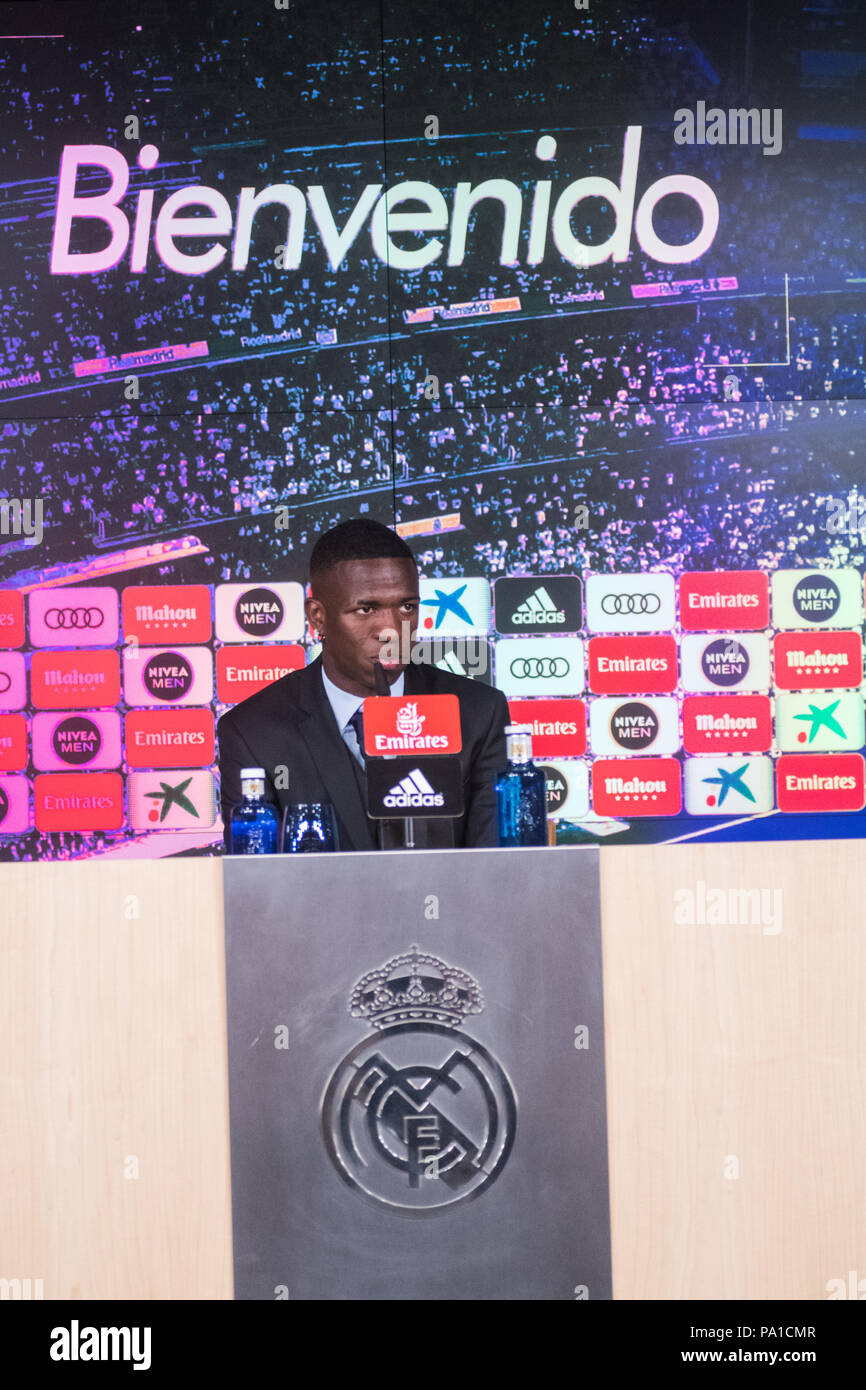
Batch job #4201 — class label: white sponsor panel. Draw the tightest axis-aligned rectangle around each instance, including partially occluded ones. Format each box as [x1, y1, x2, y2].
[128, 768, 216, 829]
[585, 572, 676, 633]
[418, 577, 490, 637]
[680, 633, 771, 692]
[494, 638, 585, 697]
[771, 568, 862, 629]
[775, 691, 865, 752]
[215, 582, 305, 642]
[684, 755, 774, 815]
[589, 696, 680, 755]
[539, 759, 590, 820]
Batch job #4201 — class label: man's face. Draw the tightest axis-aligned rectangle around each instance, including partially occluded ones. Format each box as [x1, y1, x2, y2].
[306, 557, 420, 696]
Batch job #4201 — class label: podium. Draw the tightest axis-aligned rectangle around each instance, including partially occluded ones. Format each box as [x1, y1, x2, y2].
[223, 846, 612, 1301]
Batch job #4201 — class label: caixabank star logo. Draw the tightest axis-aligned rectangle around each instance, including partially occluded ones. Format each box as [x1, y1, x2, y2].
[321, 947, 517, 1216]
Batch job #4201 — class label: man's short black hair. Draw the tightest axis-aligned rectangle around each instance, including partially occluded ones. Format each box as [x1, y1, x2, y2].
[309, 517, 415, 579]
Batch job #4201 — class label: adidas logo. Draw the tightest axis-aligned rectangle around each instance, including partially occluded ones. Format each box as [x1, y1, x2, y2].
[435, 651, 467, 675]
[512, 585, 565, 625]
[383, 768, 445, 809]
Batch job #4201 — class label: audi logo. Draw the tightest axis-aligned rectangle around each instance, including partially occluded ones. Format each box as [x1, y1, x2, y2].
[44, 607, 105, 630]
[600, 592, 661, 615]
[510, 657, 571, 679]
[0, 671, 10, 694]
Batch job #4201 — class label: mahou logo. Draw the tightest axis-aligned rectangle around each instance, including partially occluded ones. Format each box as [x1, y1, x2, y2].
[773, 632, 862, 690]
[682, 696, 773, 753]
[776, 753, 866, 813]
[591, 757, 681, 817]
[122, 585, 212, 644]
[50, 129, 720, 278]
[678, 571, 769, 631]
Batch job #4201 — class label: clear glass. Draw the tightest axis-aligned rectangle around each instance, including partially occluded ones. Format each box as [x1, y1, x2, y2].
[282, 801, 339, 853]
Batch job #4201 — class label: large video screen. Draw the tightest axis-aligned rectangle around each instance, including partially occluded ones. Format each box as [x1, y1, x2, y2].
[1, 0, 864, 858]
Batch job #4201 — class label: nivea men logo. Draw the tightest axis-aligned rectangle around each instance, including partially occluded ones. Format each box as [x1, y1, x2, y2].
[384, 768, 445, 809]
[234, 586, 284, 637]
[609, 701, 659, 751]
[52, 715, 101, 766]
[792, 575, 840, 623]
[701, 638, 749, 688]
[143, 651, 193, 701]
[493, 576, 582, 634]
[771, 568, 862, 630]
[538, 764, 568, 813]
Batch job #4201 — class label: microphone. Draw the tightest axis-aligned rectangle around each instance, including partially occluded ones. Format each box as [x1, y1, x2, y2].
[373, 660, 391, 696]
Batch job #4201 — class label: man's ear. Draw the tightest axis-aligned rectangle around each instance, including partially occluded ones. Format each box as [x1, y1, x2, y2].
[305, 593, 325, 638]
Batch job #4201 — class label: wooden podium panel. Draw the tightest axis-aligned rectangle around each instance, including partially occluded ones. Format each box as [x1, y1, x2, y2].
[0, 859, 232, 1300]
[600, 839, 866, 1301]
[1, 840, 865, 1300]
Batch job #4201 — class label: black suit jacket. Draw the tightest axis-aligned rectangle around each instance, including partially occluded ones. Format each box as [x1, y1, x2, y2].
[217, 655, 510, 852]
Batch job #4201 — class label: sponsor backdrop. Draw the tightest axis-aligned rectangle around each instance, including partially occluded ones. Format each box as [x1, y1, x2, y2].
[0, 0, 863, 858]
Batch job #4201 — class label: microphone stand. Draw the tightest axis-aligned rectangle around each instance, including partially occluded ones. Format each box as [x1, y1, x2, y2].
[373, 659, 414, 850]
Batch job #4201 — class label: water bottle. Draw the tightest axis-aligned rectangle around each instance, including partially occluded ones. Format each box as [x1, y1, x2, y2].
[495, 725, 548, 847]
[229, 767, 279, 855]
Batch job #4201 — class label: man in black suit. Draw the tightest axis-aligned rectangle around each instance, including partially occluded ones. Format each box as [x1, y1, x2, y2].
[217, 518, 509, 851]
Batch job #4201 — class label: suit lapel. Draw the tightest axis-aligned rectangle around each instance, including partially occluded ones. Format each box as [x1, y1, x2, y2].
[294, 659, 377, 851]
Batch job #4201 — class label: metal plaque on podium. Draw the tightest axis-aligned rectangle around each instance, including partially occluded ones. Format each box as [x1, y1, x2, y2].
[223, 846, 611, 1300]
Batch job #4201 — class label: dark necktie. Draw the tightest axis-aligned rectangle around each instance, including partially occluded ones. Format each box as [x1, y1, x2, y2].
[347, 707, 366, 770]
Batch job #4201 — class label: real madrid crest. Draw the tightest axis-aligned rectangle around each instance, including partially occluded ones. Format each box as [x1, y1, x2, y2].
[321, 946, 517, 1216]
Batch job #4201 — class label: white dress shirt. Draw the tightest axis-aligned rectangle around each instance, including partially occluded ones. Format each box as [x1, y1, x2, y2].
[321, 665, 404, 767]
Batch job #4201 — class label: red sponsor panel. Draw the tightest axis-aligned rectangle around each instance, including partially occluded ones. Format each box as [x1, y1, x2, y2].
[507, 699, 586, 756]
[682, 695, 773, 753]
[34, 772, 125, 831]
[362, 694, 462, 756]
[679, 571, 769, 630]
[122, 585, 212, 644]
[31, 650, 121, 708]
[216, 644, 305, 703]
[776, 753, 866, 813]
[588, 635, 678, 694]
[592, 757, 682, 816]
[773, 631, 862, 690]
[0, 590, 25, 648]
[125, 709, 215, 768]
[0, 714, 28, 770]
